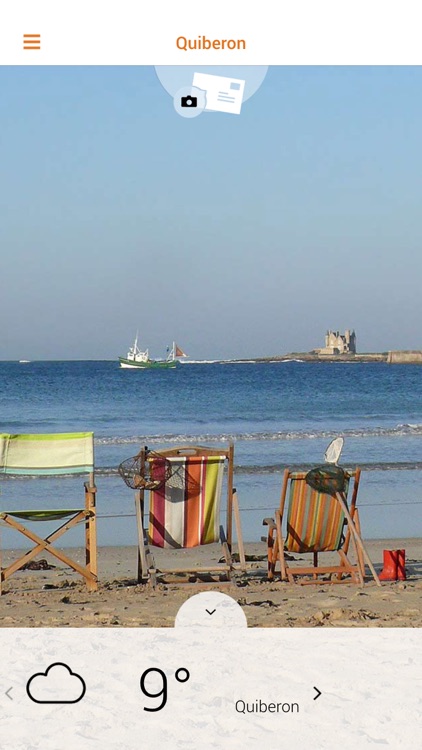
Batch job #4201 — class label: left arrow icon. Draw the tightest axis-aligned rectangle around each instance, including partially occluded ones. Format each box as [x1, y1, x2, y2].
[5, 688, 13, 700]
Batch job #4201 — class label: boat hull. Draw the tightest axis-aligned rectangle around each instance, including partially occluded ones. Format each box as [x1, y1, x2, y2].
[119, 357, 177, 369]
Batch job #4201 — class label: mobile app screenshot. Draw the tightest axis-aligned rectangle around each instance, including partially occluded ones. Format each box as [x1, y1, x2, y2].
[0, 2, 421, 748]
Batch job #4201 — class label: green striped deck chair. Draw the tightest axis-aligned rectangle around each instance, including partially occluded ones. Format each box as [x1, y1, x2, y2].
[134, 445, 246, 585]
[0, 432, 97, 593]
[263, 468, 366, 584]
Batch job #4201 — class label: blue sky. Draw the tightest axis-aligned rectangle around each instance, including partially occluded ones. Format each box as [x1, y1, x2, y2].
[1, 66, 421, 360]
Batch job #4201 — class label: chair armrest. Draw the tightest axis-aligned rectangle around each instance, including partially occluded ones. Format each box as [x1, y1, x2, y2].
[84, 482, 97, 493]
[262, 517, 276, 530]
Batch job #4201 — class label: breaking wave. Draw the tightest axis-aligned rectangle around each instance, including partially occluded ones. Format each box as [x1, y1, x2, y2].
[95, 423, 422, 446]
[3, 461, 422, 481]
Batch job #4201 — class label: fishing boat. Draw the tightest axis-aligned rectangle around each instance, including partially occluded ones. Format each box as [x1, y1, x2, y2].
[118, 336, 187, 369]
[166, 341, 188, 363]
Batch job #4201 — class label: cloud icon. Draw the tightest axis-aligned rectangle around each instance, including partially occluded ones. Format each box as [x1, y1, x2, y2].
[26, 662, 86, 704]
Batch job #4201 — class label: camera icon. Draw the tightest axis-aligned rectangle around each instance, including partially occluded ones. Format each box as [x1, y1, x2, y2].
[174, 87, 204, 118]
[181, 95, 197, 108]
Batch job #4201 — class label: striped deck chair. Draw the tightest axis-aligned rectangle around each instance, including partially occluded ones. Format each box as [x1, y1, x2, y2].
[263, 468, 367, 584]
[0, 432, 97, 593]
[134, 445, 246, 585]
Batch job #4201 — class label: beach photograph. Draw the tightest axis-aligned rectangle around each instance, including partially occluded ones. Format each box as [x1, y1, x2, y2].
[0, 66, 421, 628]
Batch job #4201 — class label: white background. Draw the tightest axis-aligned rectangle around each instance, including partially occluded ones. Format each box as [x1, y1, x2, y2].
[0, 628, 421, 749]
[1, 1, 422, 64]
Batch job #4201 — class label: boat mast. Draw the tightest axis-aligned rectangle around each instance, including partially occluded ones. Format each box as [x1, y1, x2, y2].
[166, 342, 175, 361]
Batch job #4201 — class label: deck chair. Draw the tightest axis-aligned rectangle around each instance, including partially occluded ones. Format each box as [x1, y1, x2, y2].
[0, 432, 97, 593]
[263, 467, 377, 585]
[130, 445, 246, 585]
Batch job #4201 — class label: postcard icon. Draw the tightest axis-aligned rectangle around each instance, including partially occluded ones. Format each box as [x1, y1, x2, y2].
[192, 73, 245, 115]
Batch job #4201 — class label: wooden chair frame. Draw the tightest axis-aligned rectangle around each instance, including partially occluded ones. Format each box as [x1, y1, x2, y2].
[263, 468, 374, 585]
[134, 444, 246, 585]
[0, 434, 97, 593]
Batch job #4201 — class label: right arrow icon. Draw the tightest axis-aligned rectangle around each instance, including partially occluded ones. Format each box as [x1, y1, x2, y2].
[313, 687, 322, 701]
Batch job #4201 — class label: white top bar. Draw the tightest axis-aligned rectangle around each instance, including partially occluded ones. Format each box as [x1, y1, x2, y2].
[1, 0, 422, 64]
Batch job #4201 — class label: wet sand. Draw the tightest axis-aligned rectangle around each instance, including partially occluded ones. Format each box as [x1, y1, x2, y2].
[0, 539, 421, 627]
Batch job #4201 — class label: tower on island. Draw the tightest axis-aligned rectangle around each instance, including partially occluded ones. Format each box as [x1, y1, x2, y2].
[317, 329, 356, 355]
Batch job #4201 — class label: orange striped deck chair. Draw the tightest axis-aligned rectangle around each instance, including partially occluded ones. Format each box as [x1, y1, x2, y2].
[263, 468, 366, 584]
[133, 445, 246, 585]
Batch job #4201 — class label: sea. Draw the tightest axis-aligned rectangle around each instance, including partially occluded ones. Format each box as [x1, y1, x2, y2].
[1, 360, 421, 547]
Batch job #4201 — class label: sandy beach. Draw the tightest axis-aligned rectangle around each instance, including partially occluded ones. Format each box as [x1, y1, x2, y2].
[0, 538, 420, 628]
